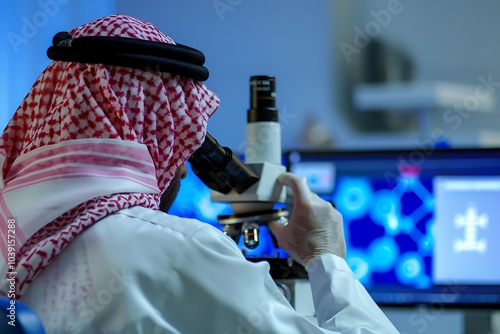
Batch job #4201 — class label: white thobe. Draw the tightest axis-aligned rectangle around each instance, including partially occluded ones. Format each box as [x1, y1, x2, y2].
[21, 206, 399, 334]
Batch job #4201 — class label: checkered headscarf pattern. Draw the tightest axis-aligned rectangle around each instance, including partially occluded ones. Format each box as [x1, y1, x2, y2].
[0, 14, 219, 298]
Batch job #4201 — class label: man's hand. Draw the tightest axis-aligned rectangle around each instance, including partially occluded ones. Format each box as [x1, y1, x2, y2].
[268, 173, 346, 268]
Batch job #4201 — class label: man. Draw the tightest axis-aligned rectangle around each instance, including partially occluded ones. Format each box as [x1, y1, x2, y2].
[0, 14, 399, 333]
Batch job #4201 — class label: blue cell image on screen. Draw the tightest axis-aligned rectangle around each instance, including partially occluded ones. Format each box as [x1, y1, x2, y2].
[331, 174, 434, 289]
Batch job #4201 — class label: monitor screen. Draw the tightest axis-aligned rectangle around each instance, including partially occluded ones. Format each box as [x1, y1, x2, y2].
[285, 148, 500, 307]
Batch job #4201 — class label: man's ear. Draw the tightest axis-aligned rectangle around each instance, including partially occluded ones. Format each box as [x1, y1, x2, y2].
[179, 163, 188, 179]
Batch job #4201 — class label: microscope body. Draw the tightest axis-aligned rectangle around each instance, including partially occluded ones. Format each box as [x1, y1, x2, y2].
[211, 161, 287, 214]
[188, 75, 303, 263]
[194, 76, 288, 253]
[188, 75, 308, 294]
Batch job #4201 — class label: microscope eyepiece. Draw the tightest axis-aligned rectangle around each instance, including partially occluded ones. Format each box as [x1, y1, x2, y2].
[246, 76, 281, 165]
[248, 75, 278, 123]
[188, 133, 259, 194]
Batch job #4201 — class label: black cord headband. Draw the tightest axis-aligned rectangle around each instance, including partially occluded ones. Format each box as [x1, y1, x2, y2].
[47, 32, 209, 81]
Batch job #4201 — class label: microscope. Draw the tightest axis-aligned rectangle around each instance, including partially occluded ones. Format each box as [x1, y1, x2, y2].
[188, 75, 293, 262]
[189, 77, 313, 312]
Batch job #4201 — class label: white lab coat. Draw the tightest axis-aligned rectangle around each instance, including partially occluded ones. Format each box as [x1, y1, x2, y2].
[21, 206, 399, 334]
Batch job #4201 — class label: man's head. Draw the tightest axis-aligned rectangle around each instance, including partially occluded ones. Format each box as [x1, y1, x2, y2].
[0, 14, 220, 298]
[2, 14, 220, 198]
[64, 14, 219, 194]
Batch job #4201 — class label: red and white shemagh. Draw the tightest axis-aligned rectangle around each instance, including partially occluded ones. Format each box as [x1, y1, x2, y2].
[0, 15, 219, 298]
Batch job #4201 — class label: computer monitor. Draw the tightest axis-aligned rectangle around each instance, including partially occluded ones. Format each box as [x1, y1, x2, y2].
[170, 148, 500, 307]
[285, 147, 500, 308]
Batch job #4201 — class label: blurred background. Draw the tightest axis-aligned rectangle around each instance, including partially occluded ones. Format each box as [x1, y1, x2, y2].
[2, 1, 500, 151]
[1, 1, 499, 333]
